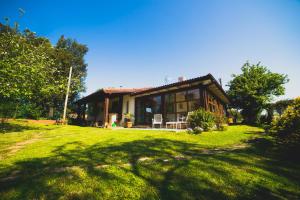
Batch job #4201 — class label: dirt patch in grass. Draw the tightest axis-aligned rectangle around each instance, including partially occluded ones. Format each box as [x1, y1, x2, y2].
[26, 119, 56, 125]
[2, 136, 42, 159]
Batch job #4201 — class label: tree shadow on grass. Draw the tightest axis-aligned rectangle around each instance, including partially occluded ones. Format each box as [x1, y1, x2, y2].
[0, 121, 56, 134]
[0, 137, 300, 200]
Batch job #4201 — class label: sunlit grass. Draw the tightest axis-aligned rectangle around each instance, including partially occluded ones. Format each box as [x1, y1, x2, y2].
[0, 120, 299, 199]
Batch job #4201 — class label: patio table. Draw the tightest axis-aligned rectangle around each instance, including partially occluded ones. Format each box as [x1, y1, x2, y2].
[166, 121, 178, 129]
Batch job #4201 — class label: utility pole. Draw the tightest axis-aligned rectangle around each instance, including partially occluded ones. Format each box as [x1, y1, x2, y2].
[63, 66, 72, 121]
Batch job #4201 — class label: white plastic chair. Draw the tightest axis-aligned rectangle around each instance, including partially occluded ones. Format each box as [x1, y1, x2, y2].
[176, 112, 192, 129]
[152, 114, 163, 128]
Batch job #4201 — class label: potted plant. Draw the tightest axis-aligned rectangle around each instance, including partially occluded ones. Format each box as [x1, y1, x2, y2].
[123, 113, 134, 128]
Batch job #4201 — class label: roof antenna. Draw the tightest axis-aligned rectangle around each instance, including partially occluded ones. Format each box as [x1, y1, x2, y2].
[164, 76, 172, 85]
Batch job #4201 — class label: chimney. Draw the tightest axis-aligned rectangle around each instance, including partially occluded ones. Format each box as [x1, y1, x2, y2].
[218, 78, 222, 87]
[178, 76, 186, 82]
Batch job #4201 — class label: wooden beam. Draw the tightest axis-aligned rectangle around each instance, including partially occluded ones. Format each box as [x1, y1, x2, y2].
[200, 87, 208, 111]
[118, 95, 123, 122]
[83, 104, 86, 121]
[103, 96, 109, 127]
[161, 94, 165, 125]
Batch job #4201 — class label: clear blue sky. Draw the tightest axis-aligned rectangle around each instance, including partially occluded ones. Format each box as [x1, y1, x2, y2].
[1, 0, 300, 100]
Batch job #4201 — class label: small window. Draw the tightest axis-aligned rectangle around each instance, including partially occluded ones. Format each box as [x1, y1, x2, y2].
[146, 107, 152, 113]
[187, 89, 200, 100]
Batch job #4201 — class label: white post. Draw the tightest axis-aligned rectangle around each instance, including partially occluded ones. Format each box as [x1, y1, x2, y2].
[63, 66, 72, 121]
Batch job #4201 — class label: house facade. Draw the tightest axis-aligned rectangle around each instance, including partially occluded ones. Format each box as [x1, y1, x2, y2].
[76, 74, 230, 127]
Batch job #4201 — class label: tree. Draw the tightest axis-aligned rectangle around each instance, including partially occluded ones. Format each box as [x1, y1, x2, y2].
[227, 62, 288, 124]
[272, 97, 300, 137]
[0, 14, 88, 121]
[0, 24, 54, 100]
[0, 23, 58, 120]
[264, 99, 293, 124]
[44, 36, 88, 118]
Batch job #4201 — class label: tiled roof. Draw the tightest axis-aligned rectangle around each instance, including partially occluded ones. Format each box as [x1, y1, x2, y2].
[76, 73, 229, 104]
[103, 87, 151, 94]
[131, 74, 212, 95]
[76, 87, 151, 103]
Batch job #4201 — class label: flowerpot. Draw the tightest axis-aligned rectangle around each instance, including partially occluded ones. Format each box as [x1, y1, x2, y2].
[125, 122, 133, 128]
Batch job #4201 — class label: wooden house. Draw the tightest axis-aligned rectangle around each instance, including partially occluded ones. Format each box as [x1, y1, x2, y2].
[76, 74, 230, 127]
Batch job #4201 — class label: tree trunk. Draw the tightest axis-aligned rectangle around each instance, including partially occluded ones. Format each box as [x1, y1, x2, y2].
[242, 108, 261, 125]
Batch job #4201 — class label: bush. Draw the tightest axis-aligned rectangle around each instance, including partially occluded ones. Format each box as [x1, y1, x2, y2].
[215, 115, 228, 131]
[272, 97, 300, 136]
[16, 103, 43, 120]
[188, 108, 216, 131]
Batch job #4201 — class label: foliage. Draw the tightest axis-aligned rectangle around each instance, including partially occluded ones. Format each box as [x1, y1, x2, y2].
[0, 98, 16, 123]
[214, 114, 227, 130]
[15, 101, 43, 119]
[272, 97, 300, 136]
[50, 36, 88, 115]
[123, 112, 134, 122]
[264, 99, 293, 125]
[227, 62, 288, 125]
[0, 24, 57, 101]
[271, 99, 293, 115]
[227, 108, 243, 123]
[188, 108, 216, 131]
[0, 22, 88, 120]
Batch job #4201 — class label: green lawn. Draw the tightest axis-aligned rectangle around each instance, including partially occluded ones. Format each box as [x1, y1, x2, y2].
[0, 120, 299, 200]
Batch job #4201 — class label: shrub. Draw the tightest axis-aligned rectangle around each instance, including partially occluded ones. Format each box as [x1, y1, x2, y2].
[215, 115, 228, 131]
[16, 102, 43, 120]
[272, 97, 300, 136]
[188, 108, 216, 131]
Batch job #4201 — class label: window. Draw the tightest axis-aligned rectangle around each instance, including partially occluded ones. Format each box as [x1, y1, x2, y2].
[165, 93, 175, 103]
[126, 101, 129, 113]
[166, 103, 175, 113]
[146, 107, 152, 113]
[176, 102, 187, 112]
[176, 92, 186, 102]
[164, 88, 201, 122]
[188, 100, 200, 111]
[152, 96, 161, 114]
[135, 95, 162, 125]
[166, 113, 176, 122]
[207, 92, 220, 114]
[165, 93, 175, 113]
[109, 97, 119, 113]
[187, 89, 200, 100]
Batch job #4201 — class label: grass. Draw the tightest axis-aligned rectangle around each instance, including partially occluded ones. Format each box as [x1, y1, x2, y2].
[0, 120, 299, 199]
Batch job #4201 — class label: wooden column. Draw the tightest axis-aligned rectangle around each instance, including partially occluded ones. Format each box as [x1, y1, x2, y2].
[202, 88, 209, 111]
[161, 94, 165, 125]
[76, 104, 81, 120]
[82, 104, 86, 120]
[117, 95, 123, 122]
[200, 87, 207, 111]
[103, 96, 109, 127]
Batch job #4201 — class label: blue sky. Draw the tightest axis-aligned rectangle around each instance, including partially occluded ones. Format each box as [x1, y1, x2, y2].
[1, 0, 300, 100]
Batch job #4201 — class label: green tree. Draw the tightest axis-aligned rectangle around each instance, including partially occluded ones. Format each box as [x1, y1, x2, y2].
[0, 23, 58, 119]
[48, 36, 88, 117]
[227, 62, 288, 124]
[0, 14, 88, 121]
